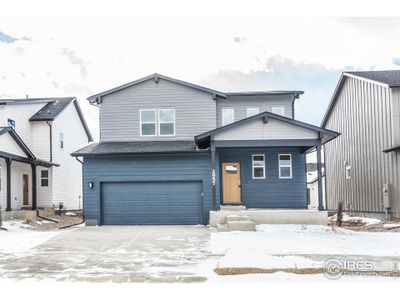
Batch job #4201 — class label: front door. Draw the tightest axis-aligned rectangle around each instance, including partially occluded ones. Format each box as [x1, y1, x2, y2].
[23, 174, 29, 206]
[222, 162, 241, 204]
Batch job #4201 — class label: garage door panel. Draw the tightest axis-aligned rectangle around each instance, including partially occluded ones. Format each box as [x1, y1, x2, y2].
[102, 181, 203, 225]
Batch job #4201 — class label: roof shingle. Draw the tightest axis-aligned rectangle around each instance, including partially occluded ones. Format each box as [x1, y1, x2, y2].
[346, 70, 400, 87]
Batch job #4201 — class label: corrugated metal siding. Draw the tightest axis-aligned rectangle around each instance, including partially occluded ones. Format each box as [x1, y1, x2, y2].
[99, 78, 217, 142]
[217, 147, 307, 208]
[324, 77, 398, 216]
[216, 94, 293, 127]
[214, 118, 318, 141]
[83, 154, 213, 225]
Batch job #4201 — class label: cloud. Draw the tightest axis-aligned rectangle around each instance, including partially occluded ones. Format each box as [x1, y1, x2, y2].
[201, 56, 344, 125]
[60, 47, 88, 76]
[0, 31, 18, 43]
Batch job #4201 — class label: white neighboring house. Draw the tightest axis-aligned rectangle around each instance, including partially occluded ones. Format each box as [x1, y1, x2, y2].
[306, 151, 325, 210]
[0, 97, 93, 212]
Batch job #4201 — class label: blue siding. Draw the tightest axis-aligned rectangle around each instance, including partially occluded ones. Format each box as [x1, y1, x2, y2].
[83, 154, 212, 225]
[217, 147, 307, 208]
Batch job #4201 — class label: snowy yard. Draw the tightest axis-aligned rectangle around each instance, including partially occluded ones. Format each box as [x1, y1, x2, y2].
[1, 219, 400, 282]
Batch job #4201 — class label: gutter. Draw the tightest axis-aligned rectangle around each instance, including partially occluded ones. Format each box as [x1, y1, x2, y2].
[46, 121, 53, 162]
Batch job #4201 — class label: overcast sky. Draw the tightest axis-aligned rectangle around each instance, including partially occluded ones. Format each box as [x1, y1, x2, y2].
[1, 17, 400, 140]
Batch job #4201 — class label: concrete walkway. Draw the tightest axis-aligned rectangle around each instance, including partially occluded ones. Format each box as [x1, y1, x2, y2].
[0, 226, 218, 283]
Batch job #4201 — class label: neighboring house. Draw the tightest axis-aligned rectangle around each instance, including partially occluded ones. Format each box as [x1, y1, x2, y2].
[0, 97, 93, 212]
[306, 162, 325, 209]
[73, 73, 338, 225]
[322, 70, 400, 219]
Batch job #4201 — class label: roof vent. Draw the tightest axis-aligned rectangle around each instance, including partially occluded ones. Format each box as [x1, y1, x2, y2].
[47, 110, 51, 114]
[26, 94, 29, 100]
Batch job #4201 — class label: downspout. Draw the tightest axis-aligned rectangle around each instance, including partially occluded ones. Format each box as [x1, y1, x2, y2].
[46, 121, 53, 162]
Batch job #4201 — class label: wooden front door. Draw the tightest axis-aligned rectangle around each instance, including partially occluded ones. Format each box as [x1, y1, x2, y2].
[23, 174, 29, 206]
[222, 162, 241, 204]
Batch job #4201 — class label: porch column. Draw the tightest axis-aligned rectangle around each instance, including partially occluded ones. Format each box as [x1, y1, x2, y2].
[211, 143, 217, 210]
[31, 163, 37, 210]
[5, 158, 12, 211]
[316, 143, 324, 211]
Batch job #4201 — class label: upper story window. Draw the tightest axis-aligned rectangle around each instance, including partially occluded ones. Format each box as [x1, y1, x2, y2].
[7, 118, 15, 129]
[59, 132, 64, 149]
[158, 109, 175, 136]
[222, 108, 234, 126]
[252, 154, 265, 179]
[140, 109, 175, 136]
[272, 106, 285, 116]
[246, 107, 259, 117]
[140, 109, 157, 136]
[279, 154, 292, 179]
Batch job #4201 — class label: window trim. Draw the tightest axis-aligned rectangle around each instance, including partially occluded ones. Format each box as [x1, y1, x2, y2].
[140, 109, 157, 137]
[246, 107, 259, 118]
[59, 132, 64, 149]
[279, 154, 292, 179]
[158, 108, 176, 137]
[40, 169, 49, 188]
[272, 106, 285, 116]
[252, 154, 265, 179]
[222, 108, 235, 126]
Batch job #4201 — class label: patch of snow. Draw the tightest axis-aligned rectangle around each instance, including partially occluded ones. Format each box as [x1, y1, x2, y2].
[0, 221, 59, 254]
[331, 213, 382, 226]
[35, 220, 53, 225]
[65, 212, 76, 216]
[383, 224, 400, 229]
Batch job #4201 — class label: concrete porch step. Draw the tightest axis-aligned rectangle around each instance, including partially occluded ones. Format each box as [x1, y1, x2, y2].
[220, 205, 246, 211]
[227, 220, 256, 231]
[216, 224, 230, 232]
[225, 214, 252, 222]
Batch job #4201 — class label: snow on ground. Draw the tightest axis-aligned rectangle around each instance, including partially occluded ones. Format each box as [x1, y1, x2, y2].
[383, 223, 400, 229]
[0, 221, 59, 254]
[209, 224, 400, 270]
[330, 213, 382, 226]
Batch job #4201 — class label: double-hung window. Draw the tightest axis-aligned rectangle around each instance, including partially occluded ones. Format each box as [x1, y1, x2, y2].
[140, 109, 157, 136]
[272, 106, 285, 116]
[246, 107, 259, 117]
[140, 109, 175, 136]
[279, 154, 292, 179]
[41, 170, 49, 187]
[158, 109, 175, 136]
[252, 154, 265, 179]
[222, 108, 234, 126]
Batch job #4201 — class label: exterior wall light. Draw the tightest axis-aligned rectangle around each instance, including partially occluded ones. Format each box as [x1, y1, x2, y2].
[88, 182, 94, 189]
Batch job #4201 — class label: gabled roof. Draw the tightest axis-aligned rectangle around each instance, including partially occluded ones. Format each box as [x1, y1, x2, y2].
[87, 73, 226, 103]
[195, 111, 339, 147]
[0, 97, 93, 142]
[87, 73, 304, 104]
[71, 141, 208, 157]
[345, 70, 400, 87]
[29, 97, 75, 121]
[0, 126, 59, 167]
[322, 70, 400, 127]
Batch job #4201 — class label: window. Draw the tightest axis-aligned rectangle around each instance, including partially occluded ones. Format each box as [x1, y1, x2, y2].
[140, 109, 157, 136]
[252, 154, 265, 179]
[272, 107, 285, 116]
[59, 132, 64, 149]
[41, 170, 49, 187]
[345, 165, 351, 179]
[222, 108, 234, 126]
[7, 118, 15, 129]
[279, 154, 292, 179]
[158, 109, 175, 136]
[246, 107, 259, 117]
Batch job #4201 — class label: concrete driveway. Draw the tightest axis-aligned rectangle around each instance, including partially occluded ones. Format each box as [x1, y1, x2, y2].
[0, 226, 218, 283]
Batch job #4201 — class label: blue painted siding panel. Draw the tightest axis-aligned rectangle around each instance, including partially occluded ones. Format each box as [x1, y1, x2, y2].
[83, 154, 212, 225]
[217, 147, 307, 208]
[102, 181, 203, 225]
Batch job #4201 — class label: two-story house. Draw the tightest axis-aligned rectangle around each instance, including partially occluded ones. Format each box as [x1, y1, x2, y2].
[72, 74, 339, 226]
[0, 97, 93, 213]
[322, 70, 400, 220]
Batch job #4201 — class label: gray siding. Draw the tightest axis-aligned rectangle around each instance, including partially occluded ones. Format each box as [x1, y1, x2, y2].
[324, 77, 400, 218]
[217, 147, 307, 208]
[216, 94, 293, 127]
[83, 154, 214, 225]
[99, 78, 217, 141]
